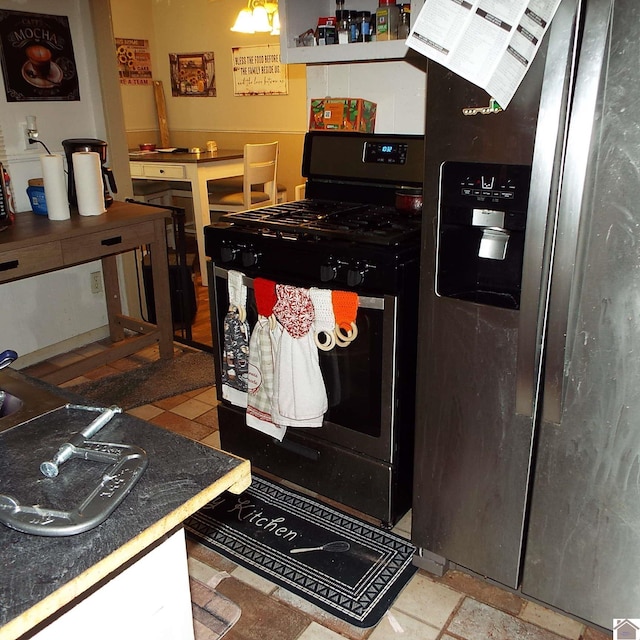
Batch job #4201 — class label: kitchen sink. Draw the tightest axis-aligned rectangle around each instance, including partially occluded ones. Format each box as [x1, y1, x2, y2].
[0, 390, 23, 418]
[0, 369, 67, 433]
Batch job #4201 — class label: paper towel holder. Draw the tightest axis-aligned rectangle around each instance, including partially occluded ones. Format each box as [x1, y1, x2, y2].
[62, 138, 117, 208]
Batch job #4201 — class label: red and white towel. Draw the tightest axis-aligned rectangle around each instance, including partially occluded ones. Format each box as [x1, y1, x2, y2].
[272, 284, 327, 427]
[246, 278, 286, 440]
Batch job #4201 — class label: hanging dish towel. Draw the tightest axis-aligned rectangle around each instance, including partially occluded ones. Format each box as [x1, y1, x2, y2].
[332, 290, 359, 346]
[221, 270, 251, 408]
[246, 278, 286, 440]
[273, 284, 328, 427]
[310, 287, 336, 351]
[310, 287, 342, 406]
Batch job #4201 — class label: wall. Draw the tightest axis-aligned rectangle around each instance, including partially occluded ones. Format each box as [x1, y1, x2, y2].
[110, 0, 308, 198]
[306, 56, 427, 134]
[109, 0, 426, 197]
[0, 0, 110, 363]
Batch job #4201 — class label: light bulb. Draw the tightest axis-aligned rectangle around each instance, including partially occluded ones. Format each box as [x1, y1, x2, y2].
[231, 8, 255, 33]
[271, 10, 280, 35]
[252, 6, 272, 32]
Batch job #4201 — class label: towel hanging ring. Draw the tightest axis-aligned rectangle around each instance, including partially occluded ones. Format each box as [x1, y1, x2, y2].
[315, 330, 335, 351]
[334, 330, 351, 348]
[228, 303, 246, 323]
[335, 322, 358, 343]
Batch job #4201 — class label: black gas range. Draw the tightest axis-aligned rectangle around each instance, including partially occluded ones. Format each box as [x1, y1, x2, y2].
[205, 131, 424, 295]
[204, 131, 424, 525]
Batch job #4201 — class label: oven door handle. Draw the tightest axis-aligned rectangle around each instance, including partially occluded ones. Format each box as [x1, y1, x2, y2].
[272, 437, 320, 461]
[213, 266, 385, 311]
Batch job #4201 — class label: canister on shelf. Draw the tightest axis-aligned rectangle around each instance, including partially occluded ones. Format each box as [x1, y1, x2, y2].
[369, 12, 377, 40]
[317, 16, 338, 45]
[358, 11, 372, 42]
[337, 10, 350, 44]
[398, 4, 411, 39]
[376, 0, 400, 41]
[348, 10, 359, 43]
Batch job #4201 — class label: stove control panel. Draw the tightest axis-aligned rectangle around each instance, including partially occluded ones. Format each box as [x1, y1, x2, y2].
[363, 141, 409, 165]
[321, 257, 375, 286]
[219, 242, 260, 268]
[206, 224, 418, 296]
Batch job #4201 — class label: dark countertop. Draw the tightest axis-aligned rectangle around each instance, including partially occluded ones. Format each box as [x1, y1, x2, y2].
[0, 376, 250, 639]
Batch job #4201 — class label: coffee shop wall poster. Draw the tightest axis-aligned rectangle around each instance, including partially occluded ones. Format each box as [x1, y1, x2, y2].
[0, 9, 80, 102]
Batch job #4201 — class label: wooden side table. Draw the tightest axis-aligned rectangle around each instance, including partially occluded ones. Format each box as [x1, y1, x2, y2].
[0, 201, 173, 383]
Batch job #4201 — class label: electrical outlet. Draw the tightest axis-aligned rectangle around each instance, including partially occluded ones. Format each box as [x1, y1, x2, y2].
[90, 271, 103, 294]
[21, 124, 36, 151]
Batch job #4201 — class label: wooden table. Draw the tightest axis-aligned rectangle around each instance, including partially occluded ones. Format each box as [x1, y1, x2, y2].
[129, 149, 244, 287]
[0, 201, 174, 383]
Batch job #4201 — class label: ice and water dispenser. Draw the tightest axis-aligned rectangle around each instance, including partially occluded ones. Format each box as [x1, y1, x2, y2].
[436, 161, 531, 310]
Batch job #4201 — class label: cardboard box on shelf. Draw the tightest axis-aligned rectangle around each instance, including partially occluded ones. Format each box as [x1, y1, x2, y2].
[309, 98, 377, 132]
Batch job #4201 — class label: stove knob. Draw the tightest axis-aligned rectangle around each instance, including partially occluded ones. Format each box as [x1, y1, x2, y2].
[220, 246, 238, 263]
[320, 263, 337, 282]
[347, 267, 365, 287]
[241, 249, 259, 267]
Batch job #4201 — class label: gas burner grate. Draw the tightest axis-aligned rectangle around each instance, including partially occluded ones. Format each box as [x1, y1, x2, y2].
[220, 199, 420, 246]
[223, 200, 365, 223]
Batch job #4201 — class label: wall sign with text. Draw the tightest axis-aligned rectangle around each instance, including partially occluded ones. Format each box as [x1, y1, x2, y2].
[232, 45, 287, 96]
[116, 38, 152, 86]
[0, 9, 79, 102]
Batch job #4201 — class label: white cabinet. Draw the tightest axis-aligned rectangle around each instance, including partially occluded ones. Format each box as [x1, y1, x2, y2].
[32, 529, 195, 640]
[279, 0, 425, 64]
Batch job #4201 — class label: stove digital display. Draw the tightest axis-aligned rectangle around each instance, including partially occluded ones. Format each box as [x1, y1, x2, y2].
[363, 141, 409, 165]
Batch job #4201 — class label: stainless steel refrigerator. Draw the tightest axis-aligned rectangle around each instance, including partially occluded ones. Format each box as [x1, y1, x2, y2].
[413, 0, 640, 629]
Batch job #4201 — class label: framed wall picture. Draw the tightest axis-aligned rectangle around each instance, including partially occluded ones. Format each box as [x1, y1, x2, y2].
[169, 52, 216, 97]
[0, 9, 80, 102]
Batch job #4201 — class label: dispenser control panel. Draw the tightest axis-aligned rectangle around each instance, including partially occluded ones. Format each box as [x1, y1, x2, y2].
[439, 161, 531, 231]
[441, 161, 531, 207]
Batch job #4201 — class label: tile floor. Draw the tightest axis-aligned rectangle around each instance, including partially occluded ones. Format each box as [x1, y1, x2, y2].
[22, 341, 612, 640]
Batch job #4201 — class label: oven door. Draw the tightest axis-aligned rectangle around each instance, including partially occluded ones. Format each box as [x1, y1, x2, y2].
[209, 266, 400, 463]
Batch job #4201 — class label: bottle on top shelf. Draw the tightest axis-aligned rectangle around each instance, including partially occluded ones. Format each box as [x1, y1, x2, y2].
[398, 4, 411, 39]
[376, 0, 400, 41]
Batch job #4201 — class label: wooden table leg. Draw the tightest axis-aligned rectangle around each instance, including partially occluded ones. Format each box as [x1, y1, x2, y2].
[149, 218, 174, 359]
[102, 254, 125, 343]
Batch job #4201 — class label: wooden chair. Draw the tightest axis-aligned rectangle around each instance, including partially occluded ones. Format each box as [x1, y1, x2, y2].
[208, 142, 279, 218]
[207, 176, 287, 203]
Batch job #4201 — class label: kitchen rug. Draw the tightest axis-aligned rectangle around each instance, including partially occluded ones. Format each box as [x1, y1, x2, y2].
[68, 350, 214, 409]
[184, 475, 417, 628]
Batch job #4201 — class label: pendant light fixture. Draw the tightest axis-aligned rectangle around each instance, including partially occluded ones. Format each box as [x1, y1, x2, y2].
[231, 0, 280, 35]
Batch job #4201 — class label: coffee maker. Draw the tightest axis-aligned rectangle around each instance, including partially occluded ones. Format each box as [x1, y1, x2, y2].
[62, 138, 117, 208]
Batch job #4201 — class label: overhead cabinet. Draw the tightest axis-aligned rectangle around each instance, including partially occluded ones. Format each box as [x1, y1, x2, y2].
[278, 0, 425, 64]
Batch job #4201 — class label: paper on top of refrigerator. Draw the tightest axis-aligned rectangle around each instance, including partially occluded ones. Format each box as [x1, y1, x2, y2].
[407, 0, 562, 108]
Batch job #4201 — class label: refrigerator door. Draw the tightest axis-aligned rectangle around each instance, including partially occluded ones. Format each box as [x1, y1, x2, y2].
[523, 0, 640, 628]
[412, 0, 579, 588]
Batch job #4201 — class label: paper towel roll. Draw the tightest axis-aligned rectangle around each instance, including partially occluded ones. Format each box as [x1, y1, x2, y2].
[72, 151, 106, 216]
[40, 154, 70, 221]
